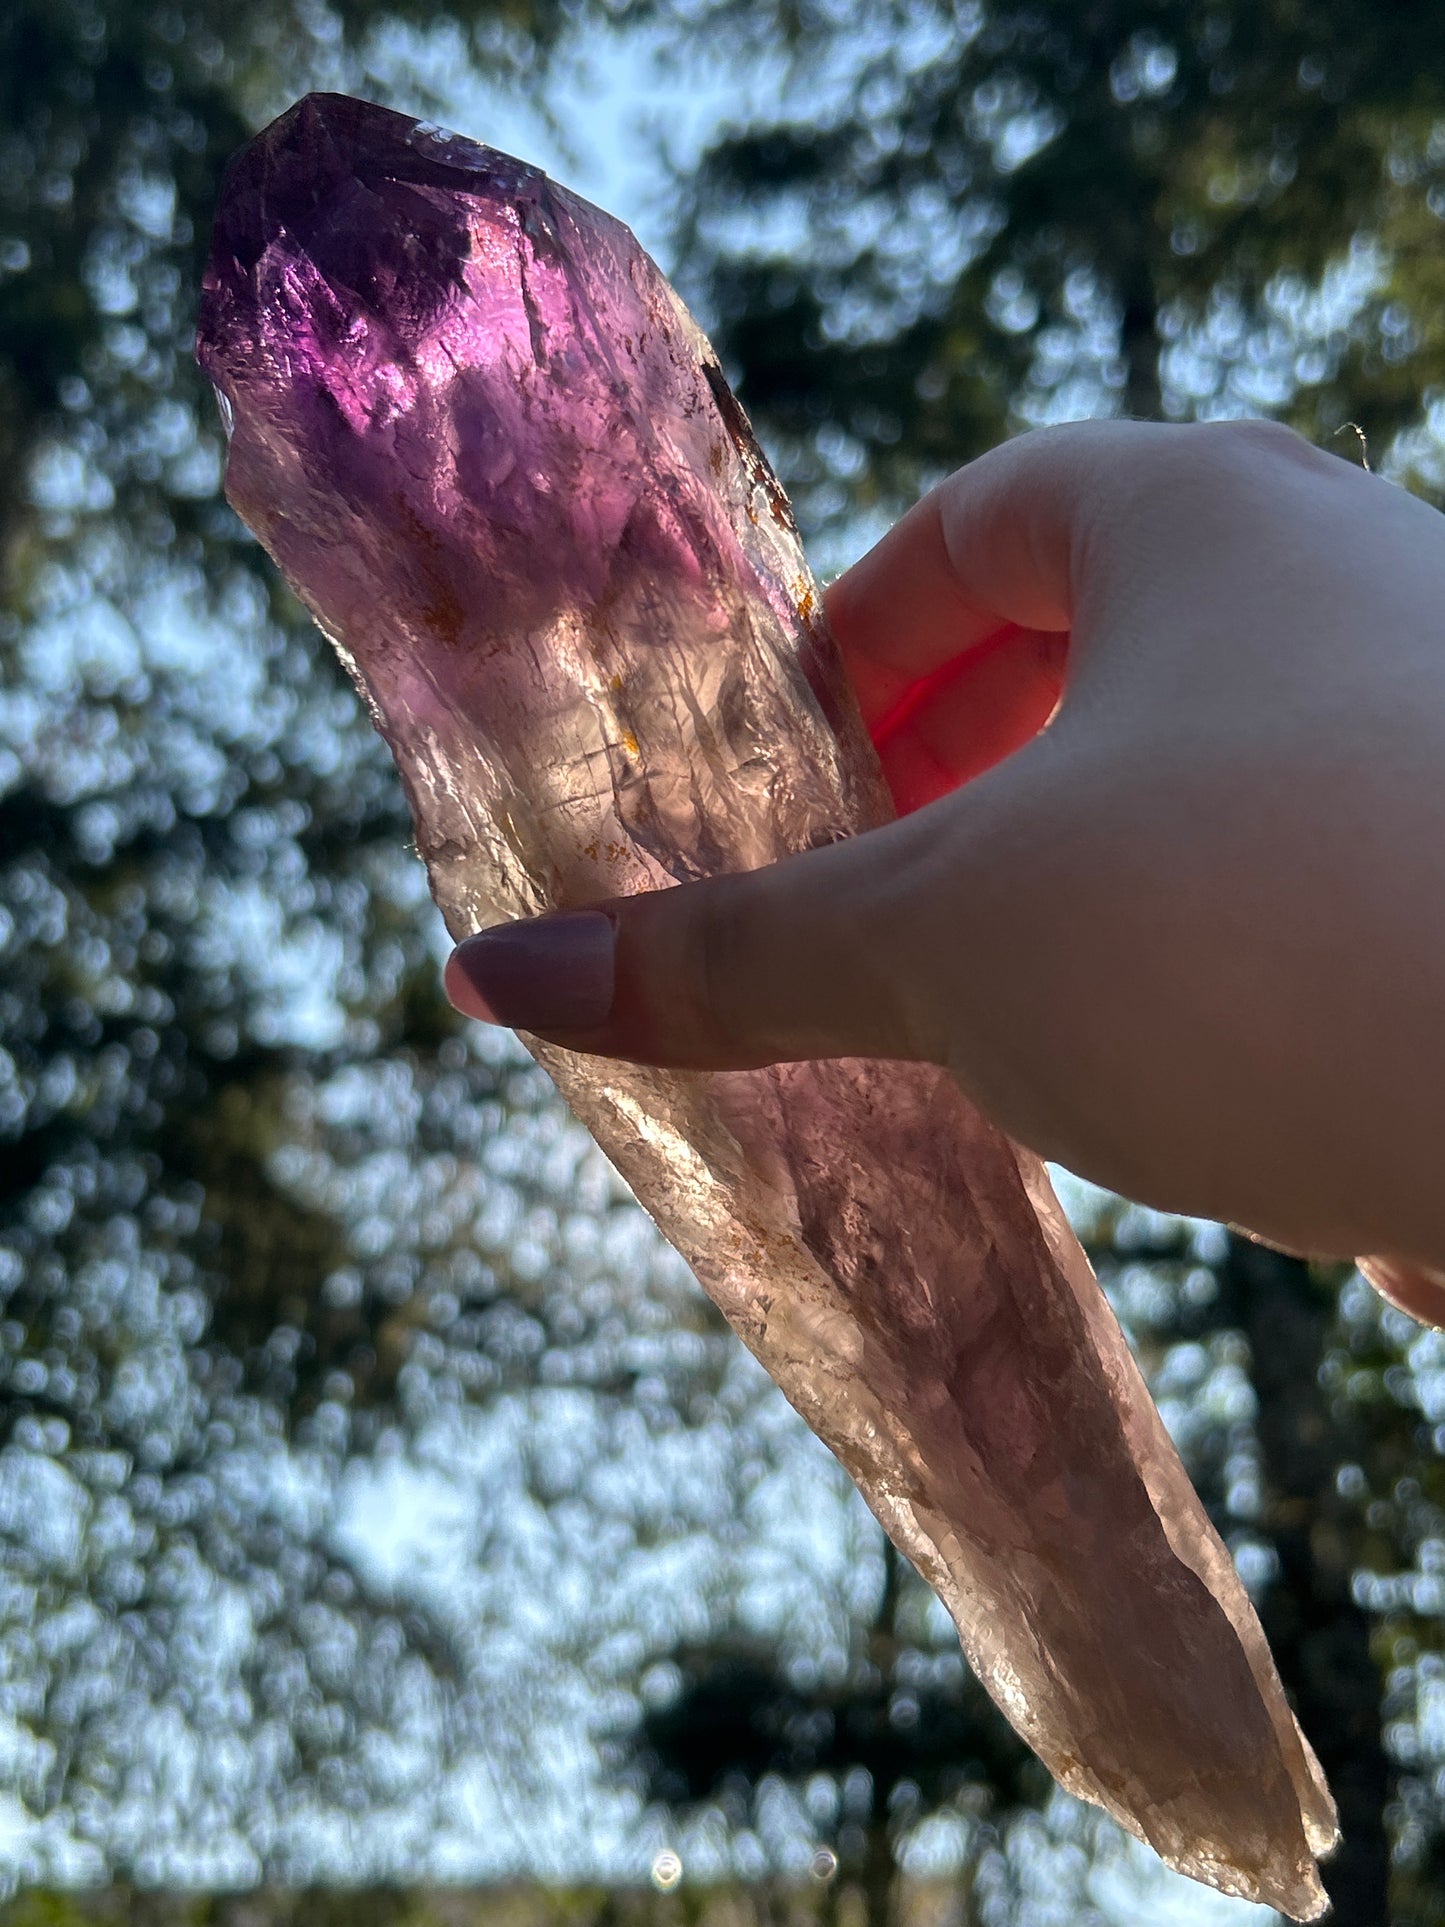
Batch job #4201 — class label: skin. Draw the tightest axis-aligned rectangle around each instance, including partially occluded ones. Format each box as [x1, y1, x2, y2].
[445, 418, 1445, 1315]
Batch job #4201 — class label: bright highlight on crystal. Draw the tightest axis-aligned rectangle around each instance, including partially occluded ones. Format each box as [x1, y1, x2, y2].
[197, 93, 1337, 1917]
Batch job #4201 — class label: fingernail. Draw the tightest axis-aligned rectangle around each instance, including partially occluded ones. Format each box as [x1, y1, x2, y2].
[445, 911, 616, 1031]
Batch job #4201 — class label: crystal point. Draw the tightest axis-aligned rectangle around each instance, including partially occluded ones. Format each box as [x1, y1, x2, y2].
[198, 93, 1336, 1917]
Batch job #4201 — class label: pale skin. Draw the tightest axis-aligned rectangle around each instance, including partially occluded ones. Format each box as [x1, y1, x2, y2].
[445, 417, 1445, 1322]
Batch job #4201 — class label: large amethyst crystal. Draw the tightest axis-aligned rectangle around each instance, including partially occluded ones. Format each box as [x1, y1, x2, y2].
[197, 93, 1336, 1914]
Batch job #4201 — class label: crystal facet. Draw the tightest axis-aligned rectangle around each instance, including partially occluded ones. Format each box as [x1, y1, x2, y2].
[197, 94, 1337, 1916]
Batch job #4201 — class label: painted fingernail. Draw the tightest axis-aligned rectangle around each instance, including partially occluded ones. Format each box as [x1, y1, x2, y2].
[444, 911, 616, 1031]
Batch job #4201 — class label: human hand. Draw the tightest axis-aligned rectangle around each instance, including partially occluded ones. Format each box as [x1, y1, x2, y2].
[445, 419, 1445, 1308]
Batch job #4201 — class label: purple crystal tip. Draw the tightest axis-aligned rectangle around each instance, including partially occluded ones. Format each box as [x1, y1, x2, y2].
[199, 93, 551, 413]
[204, 92, 539, 371]
[196, 91, 821, 765]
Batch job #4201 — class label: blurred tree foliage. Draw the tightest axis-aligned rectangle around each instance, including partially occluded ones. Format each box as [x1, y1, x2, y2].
[0, 0, 754, 1890]
[609, 1541, 1045, 1927]
[1, 1875, 991, 1927]
[665, 0, 1445, 533]
[9, 0, 1445, 1917]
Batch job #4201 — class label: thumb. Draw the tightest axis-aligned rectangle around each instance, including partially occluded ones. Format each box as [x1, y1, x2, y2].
[444, 806, 966, 1070]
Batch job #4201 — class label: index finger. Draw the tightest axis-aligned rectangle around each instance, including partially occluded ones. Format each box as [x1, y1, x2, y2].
[822, 422, 1099, 725]
[823, 427, 1128, 805]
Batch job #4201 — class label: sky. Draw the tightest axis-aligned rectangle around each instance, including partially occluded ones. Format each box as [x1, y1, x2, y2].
[366, 17, 775, 269]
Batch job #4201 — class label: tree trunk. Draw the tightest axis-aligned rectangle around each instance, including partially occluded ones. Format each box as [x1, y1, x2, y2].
[1119, 286, 1163, 420]
[861, 1819, 894, 1927]
[1217, 1236, 1391, 1923]
[860, 1542, 902, 1927]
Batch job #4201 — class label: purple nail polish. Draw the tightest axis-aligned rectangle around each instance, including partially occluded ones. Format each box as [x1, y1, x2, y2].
[445, 910, 616, 1031]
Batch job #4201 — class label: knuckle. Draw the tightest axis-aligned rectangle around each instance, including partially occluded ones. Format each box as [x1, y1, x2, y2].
[1201, 415, 1330, 475]
[1103, 418, 1330, 543]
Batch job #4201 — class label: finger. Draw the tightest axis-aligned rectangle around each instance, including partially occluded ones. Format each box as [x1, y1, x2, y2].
[873, 626, 1069, 815]
[444, 806, 962, 1070]
[822, 498, 1035, 735]
[824, 421, 1170, 802]
[822, 423, 1105, 728]
[828, 418, 1232, 739]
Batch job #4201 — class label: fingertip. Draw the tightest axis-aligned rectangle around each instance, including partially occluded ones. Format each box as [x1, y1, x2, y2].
[871, 627, 1069, 813]
[444, 946, 501, 1023]
[869, 622, 1025, 749]
[445, 911, 617, 1032]
[823, 490, 1008, 709]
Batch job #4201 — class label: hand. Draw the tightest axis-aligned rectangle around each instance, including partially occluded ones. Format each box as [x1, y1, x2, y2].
[445, 419, 1445, 1304]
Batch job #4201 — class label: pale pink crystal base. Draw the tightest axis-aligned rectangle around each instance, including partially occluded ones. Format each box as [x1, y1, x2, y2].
[197, 94, 1336, 1915]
